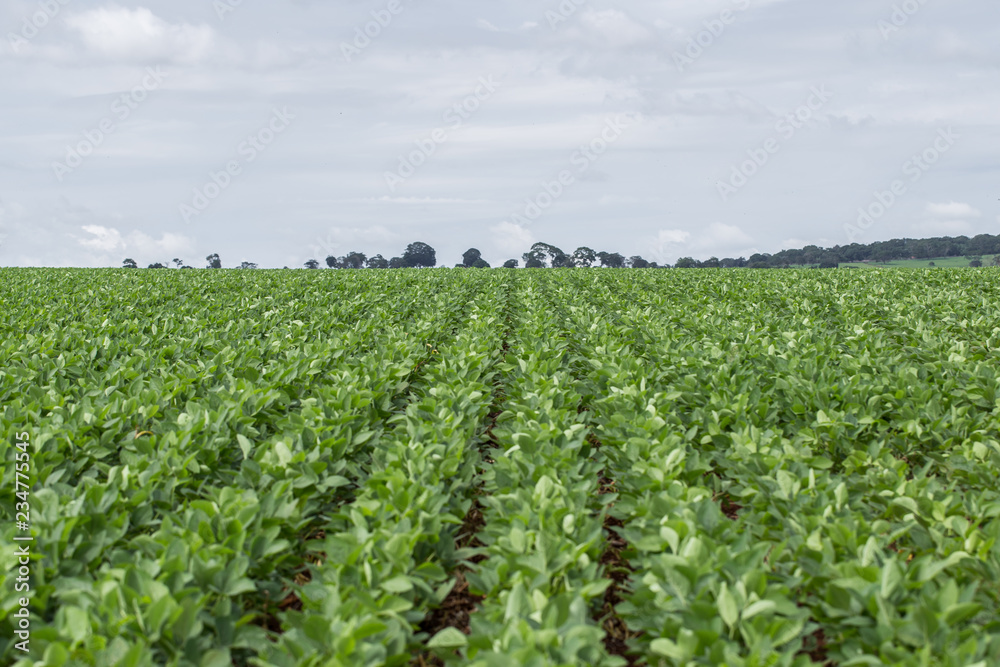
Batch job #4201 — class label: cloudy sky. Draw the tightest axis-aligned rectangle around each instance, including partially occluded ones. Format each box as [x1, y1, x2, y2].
[0, 0, 997, 268]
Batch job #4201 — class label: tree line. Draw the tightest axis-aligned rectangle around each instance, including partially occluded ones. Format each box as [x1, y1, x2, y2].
[725, 233, 1000, 269]
[122, 242, 660, 270]
[312, 242, 659, 270]
[122, 232, 1000, 270]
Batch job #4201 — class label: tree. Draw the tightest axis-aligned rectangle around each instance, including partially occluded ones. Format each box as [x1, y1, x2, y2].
[969, 234, 1000, 256]
[240, 262, 258, 269]
[148, 262, 168, 269]
[525, 243, 572, 268]
[343, 252, 367, 269]
[403, 242, 436, 268]
[598, 252, 626, 268]
[701, 257, 721, 269]
[818, 260, 839, 269]
[472, 258, 491, 268]
[572, 247, 597, 267]
[462, 248, 483, 267]
[542, 243, 572, 267]
[388, 256, 406, 269]
[969, 258, 983, 267]
[522, 245, 547, 268]
[122, 258, 138, 269]
[550, 251, 573, 268]
[992, 255, 1000, 267]
[325, 255, 341, 269]
[503, 259, 519, 268]
[674, 257, 699, 269]
[629, 256, 650, 269]
[366, 254, 390, 269]
[305, 259, 320, 269]
[206, 253, 222, 269]
[173, 258, 183, 268]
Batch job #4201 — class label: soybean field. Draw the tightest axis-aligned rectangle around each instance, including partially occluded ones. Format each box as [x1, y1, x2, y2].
[2, 267, 1000, 667]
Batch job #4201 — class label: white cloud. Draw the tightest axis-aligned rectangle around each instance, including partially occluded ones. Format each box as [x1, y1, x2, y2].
[780, 237, 834, 250]
[129, 231, 192, 257]
[925, 201, 981, 218]
[913, 219, 974, 236]
[650, 229, 691, 263]
[705, 223, 754, 247]
[650, 224, 756, 264]
[491, 221, 535, 255]
[76, 225, 193, 260]
[654, 229, 692, 246]
[308, 225, 398, 259]
[64, 6, 215, 64]
[375, 197, 491, 204]
[576, 9, 652, 48]
[476, 19, 502, 33]
[78, 224, 124, 252]
[3, 0, 1000, 268]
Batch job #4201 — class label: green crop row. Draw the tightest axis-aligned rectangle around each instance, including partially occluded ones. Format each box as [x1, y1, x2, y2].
[1, 268, 999, 667]
[571, 270, 1000, 666]
[455, 277, 617, 665]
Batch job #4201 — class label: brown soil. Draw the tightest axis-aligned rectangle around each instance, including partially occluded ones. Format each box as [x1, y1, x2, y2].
[595, 475, 645, 666]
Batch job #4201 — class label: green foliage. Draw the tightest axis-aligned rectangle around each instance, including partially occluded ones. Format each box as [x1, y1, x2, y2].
[2, 268, 1000, 666]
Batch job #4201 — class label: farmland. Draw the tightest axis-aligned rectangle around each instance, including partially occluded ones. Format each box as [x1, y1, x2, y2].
[2, 268, 1000, 667]
[836, 258, 981, 270]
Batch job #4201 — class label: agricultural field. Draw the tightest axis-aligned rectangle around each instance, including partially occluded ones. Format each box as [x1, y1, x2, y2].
[837, 257, 984, 269]
[2, 267, 1000, 667]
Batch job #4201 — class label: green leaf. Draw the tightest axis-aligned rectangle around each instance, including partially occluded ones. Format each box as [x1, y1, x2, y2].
[427, 627, 468, 649]
[776, 470, 796, 498]
[509, 527, 526, 553]
[63, 606, 90, 643]
[741, 599, 776, 621]
[236, 434, 252, 460]
[200, 649, 232, 667]
[381, 576, 414, 593]
[717, 583, 739, 628]
[505, 582, 530, 622]
[891, 496, 920, 515]
[274, 442, 293, 466]
[880, 561, 903, 599]
[943, 602, 981, 625]
[919, 551, 970, 583]
[650, 638, 686, 659]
